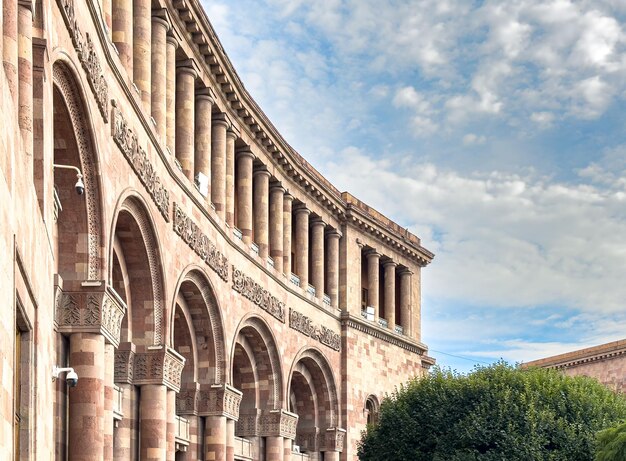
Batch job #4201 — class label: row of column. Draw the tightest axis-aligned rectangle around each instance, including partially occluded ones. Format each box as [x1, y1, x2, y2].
[365, 250, 412, 335]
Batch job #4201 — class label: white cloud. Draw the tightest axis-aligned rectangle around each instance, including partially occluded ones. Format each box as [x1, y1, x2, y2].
[462, 133, 487, 145]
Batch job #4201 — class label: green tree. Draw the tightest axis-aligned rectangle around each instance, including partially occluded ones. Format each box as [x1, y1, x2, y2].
[358, 362, 626, 461]
[596, 421, 626, 461]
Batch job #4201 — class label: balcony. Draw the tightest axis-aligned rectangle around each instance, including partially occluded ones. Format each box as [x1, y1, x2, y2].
[307, 284, 316, 297]
[322, 294, 331, 306]
[290, 273, 301, 287]
[394, 324, 404, 335]
[378, 318, 388, 328]
[361, 306, 374, 321]
[113, 385, 123, 421]
[175, 415, 190, 452]
[250, 242, 259, 257]
[233, 436, 253, 460]
[267, 256, 275, 269]
[233, 227, 243, 241]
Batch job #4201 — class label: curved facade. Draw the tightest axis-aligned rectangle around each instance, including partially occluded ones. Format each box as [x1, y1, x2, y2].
[0, 0, 434, 459]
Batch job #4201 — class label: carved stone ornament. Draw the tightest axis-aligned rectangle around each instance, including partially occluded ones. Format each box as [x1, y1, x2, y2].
[320, 427, 346, 452]
[232, 266, 285, 322]
[172, 202, 229, 281]
[289, 309, 341, 352]
[176, 386, 200, 415]
[56, 0, 108, 121]
[133, 346, 185, 392]
[56, 287, 126, 346]
[235, 410, 260, 437]
[111, 103, 170, 221]
[114, 343, 135, 384]
[296, 427, 319, 452]
[197, 384, 242, 420]
[258, 409, 299, 439]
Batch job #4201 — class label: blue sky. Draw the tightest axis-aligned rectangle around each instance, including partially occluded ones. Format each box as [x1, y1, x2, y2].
[202, 0, 626, 373]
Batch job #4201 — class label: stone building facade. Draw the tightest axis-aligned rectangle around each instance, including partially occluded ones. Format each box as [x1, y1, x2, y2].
[524, 340, 626, 394]
[0, 0, 435, 459]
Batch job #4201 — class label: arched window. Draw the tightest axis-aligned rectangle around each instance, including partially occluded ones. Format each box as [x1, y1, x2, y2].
[365, 395, 380, 426]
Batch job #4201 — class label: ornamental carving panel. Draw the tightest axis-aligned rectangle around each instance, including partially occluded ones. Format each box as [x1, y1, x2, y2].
[232, 266, 285, 322]
[176, 388, 199, 415]
[172, 203, 229, 280]
[133, 347, 185, 392]
[259, 409, 298, 439]
[114, 347, 135, 384]
[236, 413, 259, 437]
[320, 427, 346, 452]
[197, 384, 242, 420]
[56, 289, 125, 346]
[289, 309, 341, 351]
[56, 0, 108, 121]
[111, 104, 170, 221]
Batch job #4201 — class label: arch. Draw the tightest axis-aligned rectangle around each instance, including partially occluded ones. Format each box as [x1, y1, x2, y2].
[364, 394, 380, 426]
[170, 266, 227, 385]
[288, 347, 340, 442]
[108, 191, 166, 347]
[231, 315, 284, 411]
[52, 60, 104, 281]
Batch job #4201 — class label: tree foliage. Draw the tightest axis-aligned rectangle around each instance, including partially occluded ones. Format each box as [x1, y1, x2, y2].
[358, 362, 626, 461]
[595, 421, 626, 461]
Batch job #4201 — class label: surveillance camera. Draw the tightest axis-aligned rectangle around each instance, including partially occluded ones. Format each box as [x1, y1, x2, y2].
[75, 175, 85, 196]
[66, 370, 79, 387]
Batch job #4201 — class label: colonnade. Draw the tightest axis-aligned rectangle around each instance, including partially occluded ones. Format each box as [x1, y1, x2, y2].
[363, 249, 413, 335]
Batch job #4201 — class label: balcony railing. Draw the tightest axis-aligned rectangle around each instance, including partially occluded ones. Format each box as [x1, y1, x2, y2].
[290, 273, 301, 287]
[267, 256, 275, 268]
[361, 306, 375, 321]
[233, 227, 243, 241]
[378, 318, 388, 328]
[233, 436, 253, 460]
[175, 415, 190, 452]
[113, 385, 123, 421]
[291, 451, 311, 460]
[250, 242, 259, 257]
[394, 324, 404, 335]
[307, 284, 316, 297]
[322, 294, 331, 306]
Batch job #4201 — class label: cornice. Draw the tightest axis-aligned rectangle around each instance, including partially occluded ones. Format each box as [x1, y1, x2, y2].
[524, 342, 626, 371]
[341, 312, 429, 356]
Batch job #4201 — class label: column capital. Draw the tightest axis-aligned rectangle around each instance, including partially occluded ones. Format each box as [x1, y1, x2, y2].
[114, 342, 136, 384]
[133, 346, 186, 392]
[365, 249, 381, 260]
[176, 59, 200, 78]
[258, 409, 298, 439]
[320, 427, 347, 452]
[195, 86, 215, 104]
[270, 181, 286, 193]
[18, 0, 34, 11]
[152, 8, 172, 30]
[398, 267, 414, 276]
[283, 192, 294, 203]
[213, 111, 232, 129]
[227, 122, 241, 138]
[253, 166, 271, 178]
[326, 228, 343, 239]
[56, 286, 126, 347]
[293, 204, 311, 215]
[310, 216, 327, 228]
[382, 259, 397, 268]
[236, 148, 255, 160]
[197, 384, 243, 420]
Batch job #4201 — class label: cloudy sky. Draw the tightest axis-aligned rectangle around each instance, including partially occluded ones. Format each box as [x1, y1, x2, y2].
[202, 0, 626, 372]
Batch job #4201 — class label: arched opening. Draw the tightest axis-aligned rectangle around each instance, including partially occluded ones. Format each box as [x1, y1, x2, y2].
[365, 395, 380, 426]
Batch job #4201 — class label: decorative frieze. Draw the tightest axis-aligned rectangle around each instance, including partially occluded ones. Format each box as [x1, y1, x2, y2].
[176, 387, 200, 415]
[259, 409, 298, 439]
[56, 288, 126, 347]
[133, 346, 185, 392]
[320, 427, 346, 452]
[56, 0, 108, 121]
[197, 384, 242, 420]
[114, 344, 135, 384]
[236, 411, 260, 437]
[289, 309, 341, 352]
[111, 103, 170, 221]
[172, 202, 229, 281]
[232, 266, 285, 322]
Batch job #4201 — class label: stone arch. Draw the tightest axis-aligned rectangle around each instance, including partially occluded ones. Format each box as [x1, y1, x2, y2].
[364, 394, 380, 426]
[288, 347, 340, 451]
[231, 315, 283, 409]
[170, 266, 227, 385]
[52, 60, 104, 281]
[109, 191, 166, 347]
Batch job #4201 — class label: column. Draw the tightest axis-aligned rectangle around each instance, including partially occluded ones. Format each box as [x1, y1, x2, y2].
[310, 218, 325, 297]
[112, 0, 133, 77]
[366, 251, 381, 320]
[102, 0, 112, 38]
[383, 260, 397, 329]
[399, 269, 413, 336]
[253, 167, 270, 259]
[175, 62, 197, 181]
[140, 384, 168, 461]
[225, 127, 237, 226]
[269, 183, 285, 273]
[167, 390, 176, 461]
[326, 230, 341, 308]
[103, 344, 115, 461]
[4, 0, 18, 108]
[211, 115, 228, 218]
[226, 419, 235, 461]
[294, 206, 310, 288]
[68, 333, 105, 461]
[18, 0, 32, 162]
[266, 436, 284, 461]
[236, 149, 254, 244]
[283, 438, 292, 461]
[205, 415, 226, 461]
[165, 34, 178, 154]
[282, 193, 293, 276]
[324, 452, 340, 461]
[151, 13, 169, 141]
[195, 90, 213, 199]
[133, 0, 151, 109]
[181, 415, 200, 461]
